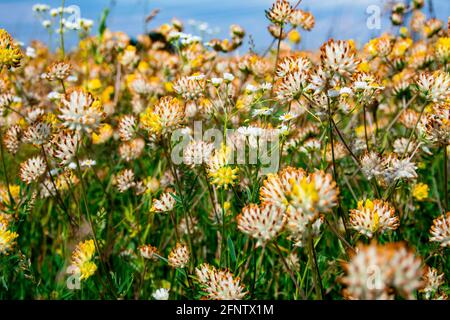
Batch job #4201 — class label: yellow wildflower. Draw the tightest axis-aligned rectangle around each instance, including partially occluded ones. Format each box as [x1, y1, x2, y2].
[412, 183, 429, 201]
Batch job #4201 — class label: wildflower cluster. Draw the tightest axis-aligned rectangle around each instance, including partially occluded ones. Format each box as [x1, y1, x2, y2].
[0, 1, 449, 301]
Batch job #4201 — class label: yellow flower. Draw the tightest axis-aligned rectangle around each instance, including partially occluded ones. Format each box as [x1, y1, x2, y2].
[0, 226, 18, 254]
[140, 108, 162, 134]
[357, 61, 370, 73]
[70, 239, 97, 281]
[358, 199, 375, 211]
[1, 185, 20, 205]
[223, 201, 231, 210]
[436, 37, 450, 62]
[399, 27, 409, 38]
[92, 123, 113, 144]
[348, 39, 356, 51]
[288, 29, 301, 44]
[101, 85, 114, 103]
[209, 166, 239, 189]
[412, 183, 429, 201]
[79, 261, 97, 280]
[138, 61, 149, 72]
[88, 78, 102, 92]
[355, 125, 365, 138]
[392, 38, 412, 57]
[44, 113, 59, 127]
[290, 177, 319, 205]
[164, 82, 174, 92]
[365, 38, 379, 56]
[0, 29, 22, 69]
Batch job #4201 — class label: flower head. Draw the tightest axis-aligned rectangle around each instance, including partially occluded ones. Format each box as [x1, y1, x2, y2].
[152, 288, 169, 300]
[195, 264, 247, 300]
[139, 244, 159, 260]
[416, 71, 450, 104]
[341, 242, 424, 299]
[349, 199, 399, 238]
[168, 243, 190, 268]
[140, 96, 184, 136]
[23, 122, 51, 146]
[118, 115, 136, 142]
[59, 89, 104, 133]
[207, 145, 239, 189]
[53, 131, 79, 166]
[45, 61, 71, 81]
[0, 218, 18, 255]
[412, 183, 429, 201]
[115, 169, 136, 193]
[183, 140, 215, 167]
[320, 39, 359, 79]
[0, 29, 22, 69]
[266, 0, 293, 25]
[237, 203, 286, 246]
[151, 191, 176, 213]
[430, 213, 450, 247]
[420, 267, 445, 300]
[20, 156, 46, 184]
[70, 239, 97, 281]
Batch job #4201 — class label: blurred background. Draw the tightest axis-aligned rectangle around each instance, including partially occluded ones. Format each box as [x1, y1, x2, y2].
[0, 0, 449, 52]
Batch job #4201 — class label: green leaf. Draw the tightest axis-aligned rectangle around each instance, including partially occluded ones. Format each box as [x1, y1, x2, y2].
[227, 236, 237, 269]
[98, 8, 110, 39]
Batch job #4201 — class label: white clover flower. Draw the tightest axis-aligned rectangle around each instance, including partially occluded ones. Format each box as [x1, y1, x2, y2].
[152, 288, 169, 300]
[81, 159, 96, 168]
[26, 47, 36, 58]
[327, 89, 340, 97]
[67, 75, 78, 82]
[223, 72, 235, 82]
[260, 82, 273, 91]
[32, 4, 50, 12]
[42, 20, 52, 28]
[211, 77, 223, 86]
[50, 8, 58, 17]
[252, 107, 273, 117]
[245, 84, 258, 93]
[354, 81, 369, 90]
[339, 87, 353, 96]
[189, 74, 205, 81]
[68, 162, 77, 170]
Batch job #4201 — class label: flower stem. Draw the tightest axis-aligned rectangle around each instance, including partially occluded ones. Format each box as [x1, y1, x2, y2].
[444, 145, 448, 212]
[59, 0, 65, 58]
[307, 237, 323, 299]
[273, 243, 306, 299]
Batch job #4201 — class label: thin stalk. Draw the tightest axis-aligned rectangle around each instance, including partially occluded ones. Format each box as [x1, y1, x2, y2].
[270, 24, 284, 95]
[59, 0, 65, 58]
[274, 243, 307, 299]
[307, 237, 323, 299]
[362, 104, 370, 152]
[60, 79, 67, 95]
[40, 145, 74, 226]
[0, 131, 14, 204]
[165, 140, 196, 266]
[327, 95, 349, 237]
[220, 189, 226, 267]
[444, 145, 448, 211]
[74, 149, 117, 298]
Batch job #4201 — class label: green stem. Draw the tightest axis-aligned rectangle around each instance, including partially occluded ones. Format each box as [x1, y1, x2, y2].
[0, 131, 14, 205]
[444, 145, 448, 212]
[74, 147, 117, 298]
[59, 0, 65, 58]
[274, 243, 306, 299]
[307, 237, 323, 299]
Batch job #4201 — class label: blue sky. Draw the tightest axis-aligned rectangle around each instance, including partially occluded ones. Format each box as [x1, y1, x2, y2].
[0, 0, 449, 52]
